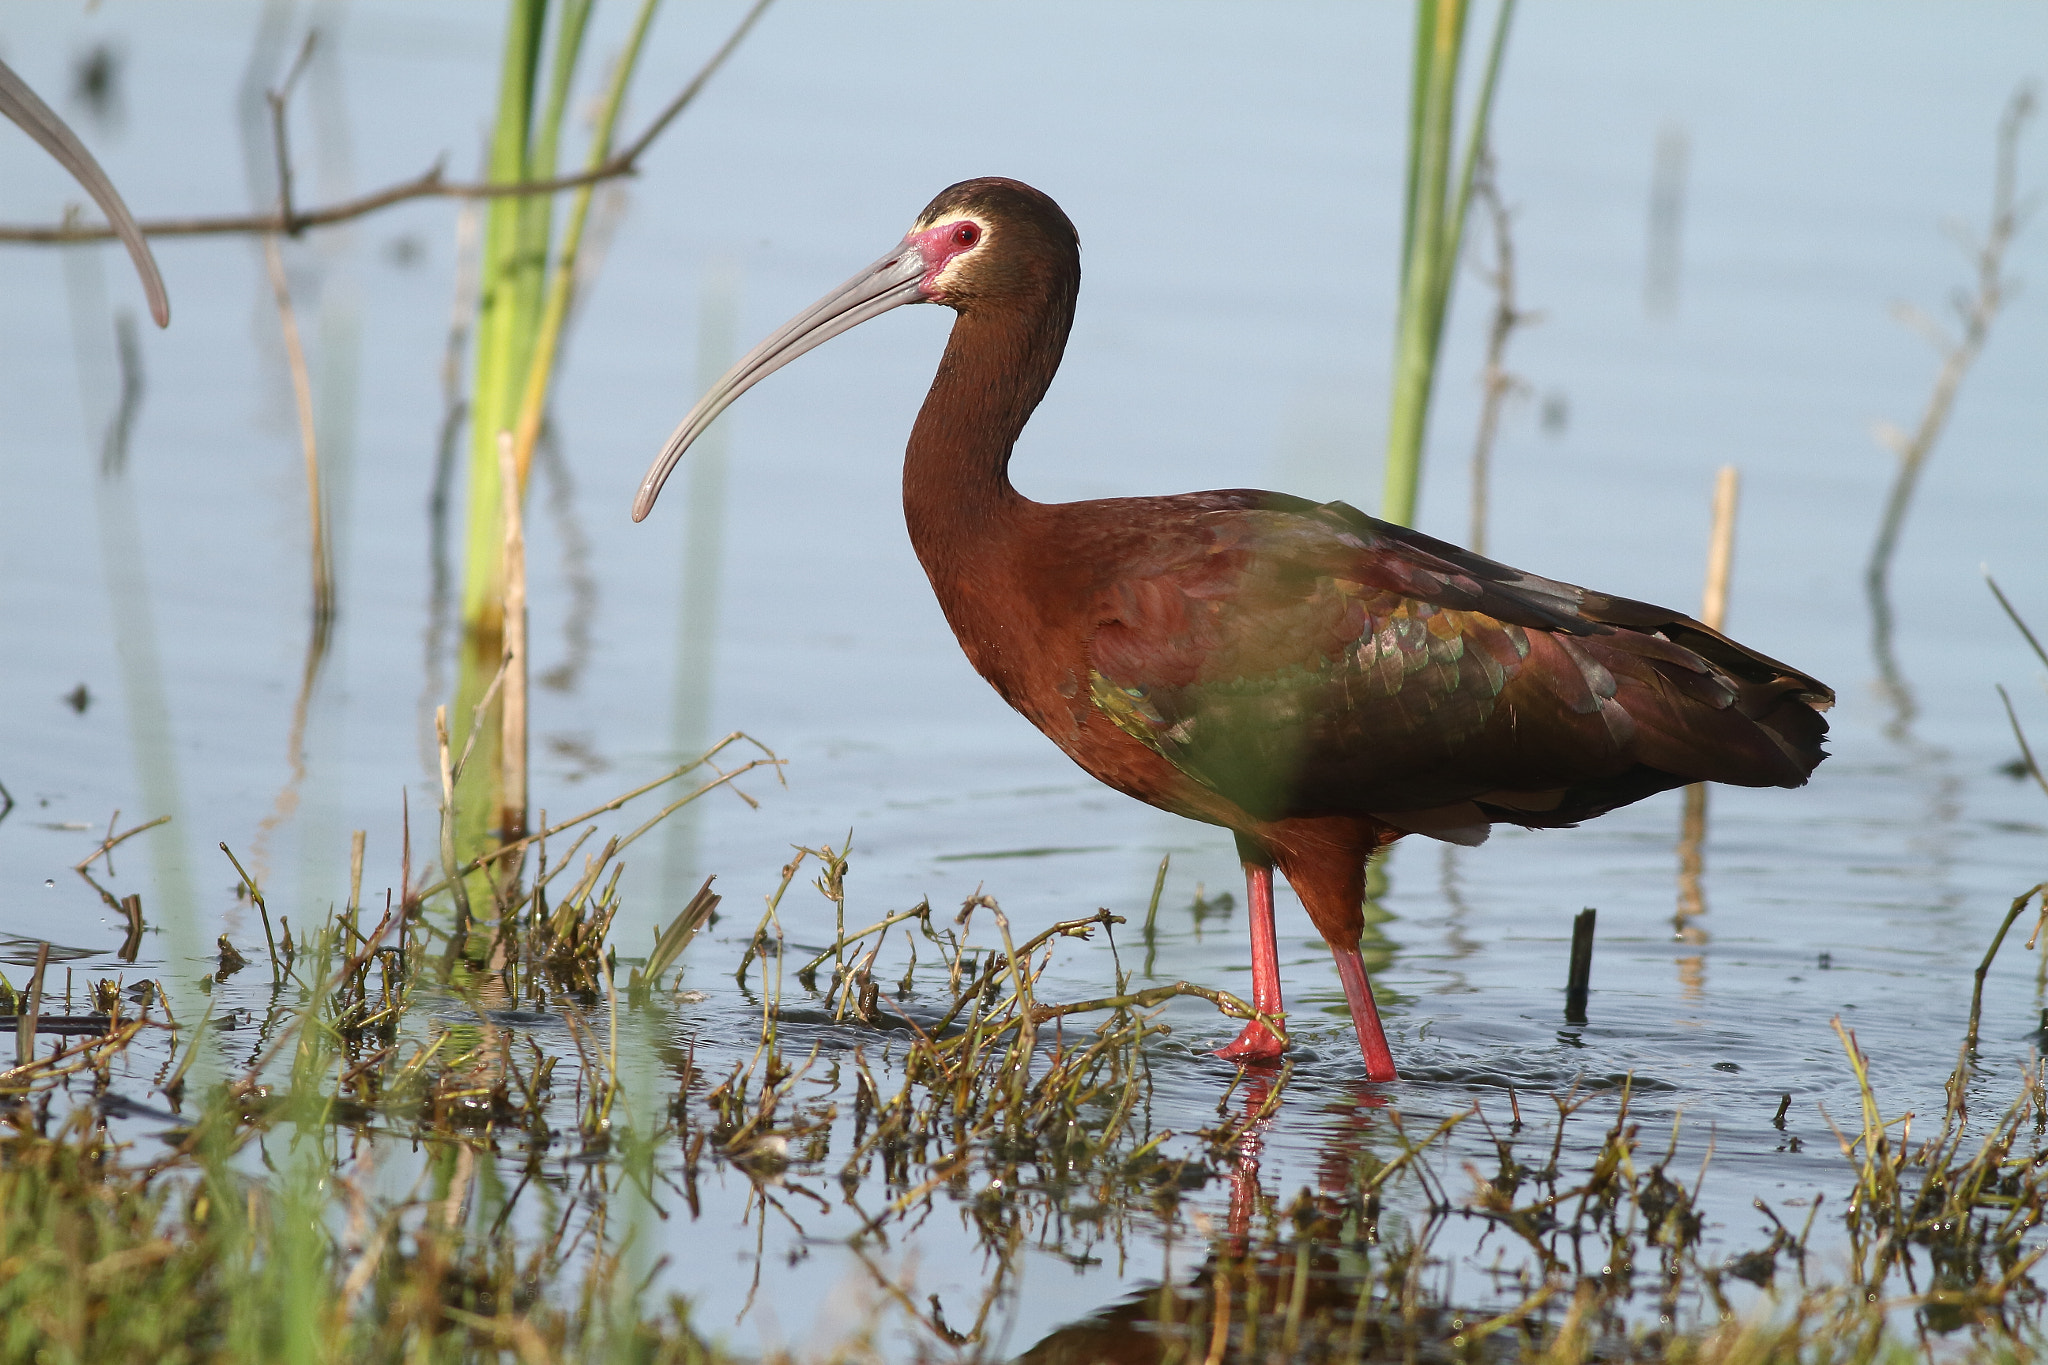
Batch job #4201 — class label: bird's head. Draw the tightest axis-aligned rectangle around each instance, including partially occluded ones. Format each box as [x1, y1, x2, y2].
[904, 178, 1079, 311]
[632, 177, 1077, 522]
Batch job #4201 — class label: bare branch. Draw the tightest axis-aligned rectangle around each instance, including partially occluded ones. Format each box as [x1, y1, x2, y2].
[73, 813, 172, 874]
[1867, 83, 2035, 601]
[1464, 143, 1539, 555]
[0, 0, 774, 246]
[1987, 571, 2048, 675]
[1866, 82, 2035, 745]
[266, 32, 320, 227]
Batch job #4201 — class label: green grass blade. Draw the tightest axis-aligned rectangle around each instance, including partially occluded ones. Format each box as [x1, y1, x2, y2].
[513, 0, 595, 386]
[1383, 0, 1466, 526]
[1441, 0, 1516, 330]
[533, 0, 596, 206]
[1383, 0, 1516, 530]
[1397, 0, 1439, 289]
[453, 0, 557, 860]
[512, 0, 663, 483]
[459, 0, 549, 636]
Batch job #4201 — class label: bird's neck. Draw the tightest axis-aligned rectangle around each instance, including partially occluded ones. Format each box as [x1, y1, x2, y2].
[902, 295, 1072, 573]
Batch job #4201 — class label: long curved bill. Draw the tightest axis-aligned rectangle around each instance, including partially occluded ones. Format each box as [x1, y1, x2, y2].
[632, 240, 928, 522]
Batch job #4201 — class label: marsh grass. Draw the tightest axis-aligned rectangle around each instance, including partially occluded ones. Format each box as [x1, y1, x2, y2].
[453, 0, 667, 863]
[0, 736, 789, 1364]
[1020, 1024, 2048, 1364]
[1382, 0, 1515, 528]
[6, 743, 2048, 1363]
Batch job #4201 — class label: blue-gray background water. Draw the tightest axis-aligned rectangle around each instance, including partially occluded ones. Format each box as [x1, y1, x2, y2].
[2, 3, 2045, 1354]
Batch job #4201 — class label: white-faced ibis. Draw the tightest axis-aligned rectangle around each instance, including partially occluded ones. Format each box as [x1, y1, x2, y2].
[633, 179, 1831, 1082]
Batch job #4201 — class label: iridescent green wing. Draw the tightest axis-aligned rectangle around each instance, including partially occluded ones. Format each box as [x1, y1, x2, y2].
[1085, 499, 1559, 818]
[1085, 497, 1830, 828]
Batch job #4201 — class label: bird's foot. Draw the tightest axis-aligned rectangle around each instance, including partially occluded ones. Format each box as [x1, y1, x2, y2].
[1214, 1018, 1287, 1064]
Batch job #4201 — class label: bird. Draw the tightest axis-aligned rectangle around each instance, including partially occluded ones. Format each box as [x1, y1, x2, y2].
[632, 178, 1831, 1083]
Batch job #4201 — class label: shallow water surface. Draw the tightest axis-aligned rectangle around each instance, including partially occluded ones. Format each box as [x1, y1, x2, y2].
[2, 2, 2047, 1355]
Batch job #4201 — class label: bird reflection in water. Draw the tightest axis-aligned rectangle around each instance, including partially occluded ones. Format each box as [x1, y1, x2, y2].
[1017, 1074, 1426, 1365]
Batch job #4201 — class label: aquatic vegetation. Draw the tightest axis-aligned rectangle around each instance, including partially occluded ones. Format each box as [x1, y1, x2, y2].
[453, 0, 660, 858]
[6, 741, 2048, 1363]
[1383, 0, 1515, 528]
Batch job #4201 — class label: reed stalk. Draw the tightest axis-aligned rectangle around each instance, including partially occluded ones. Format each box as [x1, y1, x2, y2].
[1382, 0, 1514, 528]
[1698, 466, 1739, 635]
[450, 0, 564, 857]
[1673, 470, 1740, 961]
[511, 0, 660, 488]
[258, 39, 335, 637]
[452, 0, 659, 862]
[497, 431, 529, 848]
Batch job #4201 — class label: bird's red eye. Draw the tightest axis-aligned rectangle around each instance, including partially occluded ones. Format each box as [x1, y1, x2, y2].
[952, 223, 980, 248]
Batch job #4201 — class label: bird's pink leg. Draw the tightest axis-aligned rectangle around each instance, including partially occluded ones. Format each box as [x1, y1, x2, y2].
[1215, 859, 1287, 1063]
[1331, 946, 1398, 1083]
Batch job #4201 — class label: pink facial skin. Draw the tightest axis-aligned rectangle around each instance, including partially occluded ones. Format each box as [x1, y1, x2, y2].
[906, 219, 984, 297]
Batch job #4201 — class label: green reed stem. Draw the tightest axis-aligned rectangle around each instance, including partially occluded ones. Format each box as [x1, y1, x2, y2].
[461, 0, 551, 635]
[512, 0, 660, 488]
[452, 0, 551, 859]
[455, 0, 665, 864]
[1382, 0, 1514, 528]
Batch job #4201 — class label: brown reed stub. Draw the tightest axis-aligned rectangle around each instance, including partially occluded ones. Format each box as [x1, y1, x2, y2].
[15, 941, 48, 1069]
[1564, 906, 1596, 1023]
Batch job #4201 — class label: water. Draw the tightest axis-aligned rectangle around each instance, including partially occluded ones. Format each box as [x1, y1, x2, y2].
[2, 1, 2046, 1354]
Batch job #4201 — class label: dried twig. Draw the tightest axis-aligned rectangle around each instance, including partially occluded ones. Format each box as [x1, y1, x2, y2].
[1997, 686, 2048, 803]
[1868, 86, 2036, 731]
[262, 234, 334, 632]
[0, 0, 774, 246]
[73, 812, 171, 873]
[498, 431, 528, 846]
[1464, 143, 1538, 555]
[1987, 572, 2048, 673]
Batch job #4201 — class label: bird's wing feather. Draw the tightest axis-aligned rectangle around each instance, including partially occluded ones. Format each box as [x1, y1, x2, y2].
[1083, 494, 1830, 831]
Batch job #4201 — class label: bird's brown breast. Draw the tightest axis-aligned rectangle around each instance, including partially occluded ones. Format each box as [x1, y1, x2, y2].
[917, 503, 1250, 830]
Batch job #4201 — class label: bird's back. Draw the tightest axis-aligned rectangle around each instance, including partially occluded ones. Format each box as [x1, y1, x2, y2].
[1051, 491, 1830, 845]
